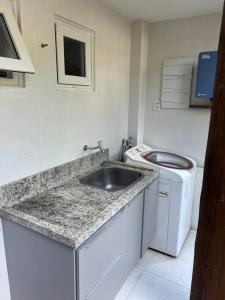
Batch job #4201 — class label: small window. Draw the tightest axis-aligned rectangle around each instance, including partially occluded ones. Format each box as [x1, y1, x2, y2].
[0, 13, 19, 59]
[55, 16, 94, 87]
[0, 1, 34, 73]
[0, 70, 13, 78]
[64, 37, 86, 77]
[0, 69, 24, 87]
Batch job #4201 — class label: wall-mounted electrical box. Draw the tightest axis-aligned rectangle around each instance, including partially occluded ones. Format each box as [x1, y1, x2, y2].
[195, 51, 217, 99]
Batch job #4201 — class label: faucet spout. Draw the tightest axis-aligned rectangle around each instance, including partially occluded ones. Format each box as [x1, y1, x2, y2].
[83, 140, 105, 153]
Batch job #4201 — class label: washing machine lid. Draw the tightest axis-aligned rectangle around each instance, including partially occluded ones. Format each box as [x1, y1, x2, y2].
[142, 151, 193, 170]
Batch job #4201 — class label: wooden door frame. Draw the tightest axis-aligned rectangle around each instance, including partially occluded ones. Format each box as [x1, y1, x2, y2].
[190, 2, 225, 299]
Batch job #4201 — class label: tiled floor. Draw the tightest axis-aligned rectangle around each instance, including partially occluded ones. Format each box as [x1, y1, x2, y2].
[115, 230, 196, 300]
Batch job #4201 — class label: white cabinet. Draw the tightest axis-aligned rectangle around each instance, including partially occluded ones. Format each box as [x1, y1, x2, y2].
[2, 181, 158, 300]
[123, 192, 144, 273]
[142, 179, 158, 256]
[77, 207, 128, 300]
[78, 192, 144, 300]
[0, 218, 10, 300]
[3, 219, 76, 300]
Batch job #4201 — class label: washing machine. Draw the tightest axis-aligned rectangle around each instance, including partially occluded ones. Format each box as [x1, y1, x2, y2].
[124, 144, 196, 257]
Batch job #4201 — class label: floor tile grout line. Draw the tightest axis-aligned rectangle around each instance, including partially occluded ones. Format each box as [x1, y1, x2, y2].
[125, 257, 160, 299]
[142, 269, 191, 291]
[117, 231, 196, 300]
[143, 251, 194, 290]
[125, 272, 145, 300]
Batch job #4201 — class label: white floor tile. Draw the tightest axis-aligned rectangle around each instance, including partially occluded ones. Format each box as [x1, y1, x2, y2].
[127, 272, 190, 300]
[115, 252, 153, 300]
[145, 230, 196, 289]
[115, 230, 196, 300]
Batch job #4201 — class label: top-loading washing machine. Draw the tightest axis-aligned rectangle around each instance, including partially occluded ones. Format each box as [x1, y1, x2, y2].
[124, 144, 196, 257]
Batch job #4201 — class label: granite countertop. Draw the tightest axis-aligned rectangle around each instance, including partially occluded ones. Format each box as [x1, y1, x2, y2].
[0, 159, 158, 249]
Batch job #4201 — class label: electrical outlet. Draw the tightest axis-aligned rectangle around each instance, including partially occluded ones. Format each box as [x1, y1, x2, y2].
[153, 100, 161, 111]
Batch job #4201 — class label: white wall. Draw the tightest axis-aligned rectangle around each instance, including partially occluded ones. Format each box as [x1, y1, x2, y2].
[144, 13, 221, 167]
[128, 20, 148, 145]
[144, 13, 222, 229]
[0, 0, 131, 297]
[0, 0, 131, 186]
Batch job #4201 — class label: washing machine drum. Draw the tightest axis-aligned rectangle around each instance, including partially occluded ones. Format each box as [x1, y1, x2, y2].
[142, 151, 193, 170]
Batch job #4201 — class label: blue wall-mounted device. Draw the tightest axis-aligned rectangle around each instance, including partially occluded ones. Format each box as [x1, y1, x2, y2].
[195, 51, 217, 99]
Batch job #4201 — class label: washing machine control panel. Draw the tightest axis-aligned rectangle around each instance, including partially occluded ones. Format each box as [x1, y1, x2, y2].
[125, 144, 151, 160]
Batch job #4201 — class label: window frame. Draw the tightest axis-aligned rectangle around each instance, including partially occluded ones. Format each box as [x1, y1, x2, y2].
[0, 70, 24, 87]
[0, 1, 34, 73]
[55, 16, 94, 87]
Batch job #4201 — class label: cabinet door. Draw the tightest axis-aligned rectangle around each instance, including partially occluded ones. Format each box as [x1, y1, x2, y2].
[142, 179, 159, 256]
[124, 192, 144, 273]
[77, 208, 128, 300]
[77, 192, 144, 300]
[3, 220, 75, 300]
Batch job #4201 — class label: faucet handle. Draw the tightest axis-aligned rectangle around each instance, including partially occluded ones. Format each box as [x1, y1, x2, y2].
[97, 140, 105, 153]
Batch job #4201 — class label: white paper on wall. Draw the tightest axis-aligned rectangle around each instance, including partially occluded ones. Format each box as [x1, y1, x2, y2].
[161, 57, 194, 109]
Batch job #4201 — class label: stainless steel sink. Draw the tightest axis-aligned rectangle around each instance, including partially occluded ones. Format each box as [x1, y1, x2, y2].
[79, 167, 143, 192]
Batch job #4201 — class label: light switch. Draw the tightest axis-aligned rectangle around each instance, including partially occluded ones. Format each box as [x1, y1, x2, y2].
[153, 100, 161, 111]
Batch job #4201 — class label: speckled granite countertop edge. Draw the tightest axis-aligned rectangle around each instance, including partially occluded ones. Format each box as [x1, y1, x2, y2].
[0, 161, 159, 249]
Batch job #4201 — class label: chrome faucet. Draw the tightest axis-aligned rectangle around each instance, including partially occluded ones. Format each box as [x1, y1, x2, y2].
[83, 140, 105, 153]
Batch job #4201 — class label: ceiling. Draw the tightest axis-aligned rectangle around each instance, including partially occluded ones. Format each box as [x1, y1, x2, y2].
[100, 0, 223, 23]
